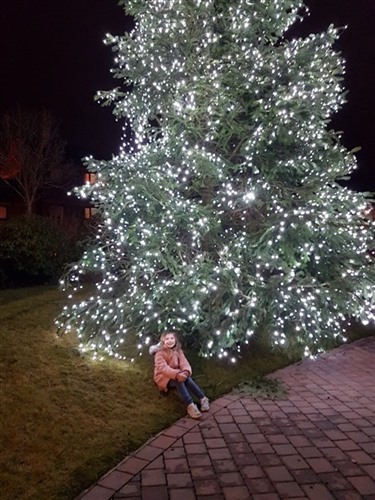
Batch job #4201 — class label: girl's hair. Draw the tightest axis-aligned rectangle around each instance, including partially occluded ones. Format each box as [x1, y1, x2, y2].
[160, 331, 181, 350]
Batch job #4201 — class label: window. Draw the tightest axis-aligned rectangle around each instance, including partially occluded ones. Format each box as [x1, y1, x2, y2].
[84, 172, 97, 185]
[0, 206, 7, 220]
[84, 207, 98, 219]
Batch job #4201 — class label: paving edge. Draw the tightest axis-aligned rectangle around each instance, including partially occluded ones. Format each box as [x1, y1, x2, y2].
[75, 393, 243, 499]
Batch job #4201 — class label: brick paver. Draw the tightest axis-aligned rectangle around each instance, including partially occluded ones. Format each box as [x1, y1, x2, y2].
[77, 337, 375, 499]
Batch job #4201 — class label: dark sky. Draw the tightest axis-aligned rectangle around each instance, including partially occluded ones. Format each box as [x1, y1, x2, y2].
[1, 0, 374, 190]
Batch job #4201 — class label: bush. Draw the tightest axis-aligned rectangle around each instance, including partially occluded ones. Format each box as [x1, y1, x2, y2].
[0, 215, 82, 287]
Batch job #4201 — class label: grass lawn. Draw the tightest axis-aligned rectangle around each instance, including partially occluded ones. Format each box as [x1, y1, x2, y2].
[1, 286, 373, 499]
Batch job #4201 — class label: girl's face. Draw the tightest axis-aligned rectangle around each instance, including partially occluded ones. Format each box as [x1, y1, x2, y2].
[163, 333, 176, 349]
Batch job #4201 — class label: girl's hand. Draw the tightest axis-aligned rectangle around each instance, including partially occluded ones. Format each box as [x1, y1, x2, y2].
[176, 371, 188, 382]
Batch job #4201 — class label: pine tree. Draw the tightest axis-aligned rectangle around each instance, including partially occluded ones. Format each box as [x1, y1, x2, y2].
[57, 0, 375, 361]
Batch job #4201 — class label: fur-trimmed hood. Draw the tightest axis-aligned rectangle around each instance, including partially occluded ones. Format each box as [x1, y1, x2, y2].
[149, 342, 162, 355]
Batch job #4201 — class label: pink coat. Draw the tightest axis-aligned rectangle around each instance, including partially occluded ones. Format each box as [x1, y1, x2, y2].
[154, 347, 192, 391]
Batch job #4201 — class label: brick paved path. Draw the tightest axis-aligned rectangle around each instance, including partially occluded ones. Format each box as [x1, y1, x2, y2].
[77, 337, 375, 500]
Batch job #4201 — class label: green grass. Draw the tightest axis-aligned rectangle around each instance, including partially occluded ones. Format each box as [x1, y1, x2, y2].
[0, 286, 373, 499]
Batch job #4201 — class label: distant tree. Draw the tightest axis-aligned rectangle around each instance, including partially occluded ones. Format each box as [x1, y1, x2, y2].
[0, 106, 68, 216]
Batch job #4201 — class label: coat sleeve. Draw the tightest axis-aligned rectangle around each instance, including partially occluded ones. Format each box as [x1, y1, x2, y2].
[178, 351, 192, 376]
[154, 351, 180, 380]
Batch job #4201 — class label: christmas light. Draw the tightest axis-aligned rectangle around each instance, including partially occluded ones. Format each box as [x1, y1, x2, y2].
[56, 0, 375, 361]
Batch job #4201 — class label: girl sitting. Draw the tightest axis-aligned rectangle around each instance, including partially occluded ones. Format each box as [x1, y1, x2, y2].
[151, 331, 210, 419]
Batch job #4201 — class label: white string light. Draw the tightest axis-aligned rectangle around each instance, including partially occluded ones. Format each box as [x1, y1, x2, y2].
[56, 0, 375, 361]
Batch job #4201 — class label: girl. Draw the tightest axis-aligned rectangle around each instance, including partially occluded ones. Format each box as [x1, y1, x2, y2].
[152, 331, 210, 419]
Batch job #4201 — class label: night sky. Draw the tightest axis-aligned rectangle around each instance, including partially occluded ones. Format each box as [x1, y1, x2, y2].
[1, 0, 374, 190]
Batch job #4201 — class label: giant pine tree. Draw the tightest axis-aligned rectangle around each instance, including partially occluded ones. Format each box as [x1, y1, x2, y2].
[58, 0, 375, 360]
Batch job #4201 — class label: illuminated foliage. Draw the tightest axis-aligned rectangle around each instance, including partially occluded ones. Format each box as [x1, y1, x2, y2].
[57, 0, 375, 361]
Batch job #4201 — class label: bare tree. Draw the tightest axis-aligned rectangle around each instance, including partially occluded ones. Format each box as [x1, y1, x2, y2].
[0, 106, 69, 216]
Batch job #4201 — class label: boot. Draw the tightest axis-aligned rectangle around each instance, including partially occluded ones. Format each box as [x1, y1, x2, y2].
[187, 402, 202, 419]
[200, 397, 210, 412]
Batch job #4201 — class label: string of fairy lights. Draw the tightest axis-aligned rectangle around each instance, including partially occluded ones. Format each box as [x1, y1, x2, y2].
[56, 0, 375, 361]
